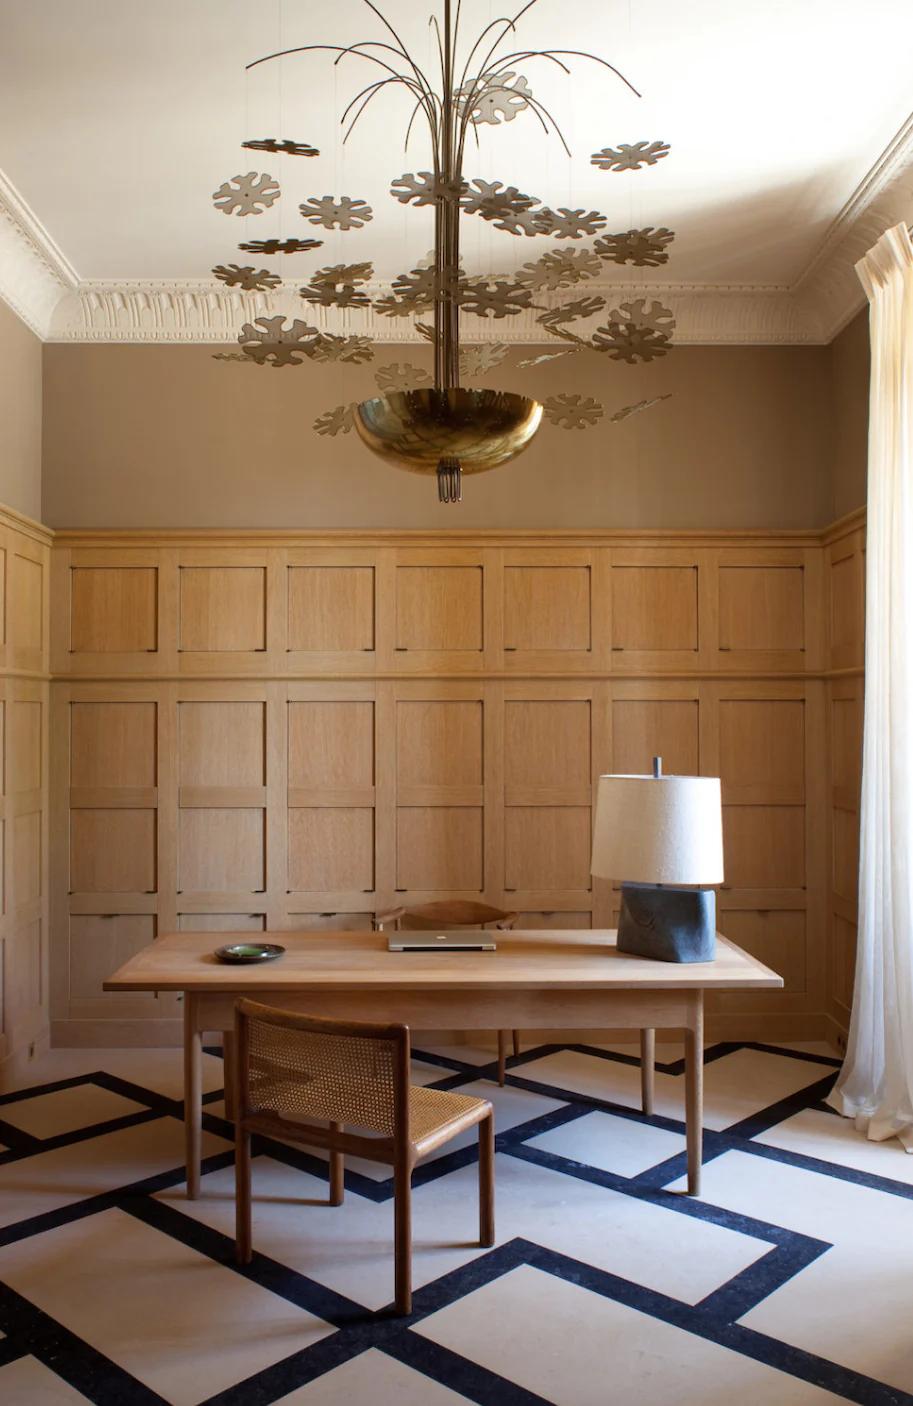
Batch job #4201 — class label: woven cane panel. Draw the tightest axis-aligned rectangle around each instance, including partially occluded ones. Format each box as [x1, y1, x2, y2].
[246, 1016, 397, 1136]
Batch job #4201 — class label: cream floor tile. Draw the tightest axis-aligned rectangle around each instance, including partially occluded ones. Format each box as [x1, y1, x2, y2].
[274, 1348, 474, 1405]
[0, 1356, 91, 1403]
[161, 1150, 766, 1311]
[0, 1047, 225, 1103]
[755, 1106, 913, 1184]
[416, 1265, 845, 1406]
[0, 1118, 230, 1230]
[0, 1208, 333, 1406]
[666, 1149, 913, 1395]
[0, 1084, 147, 1139]
[412, 1043, 495, 1067]
[527, 1109, 686, 1178]
[519, 1046, 825, 1130]
[769, 1041, 841, 1058]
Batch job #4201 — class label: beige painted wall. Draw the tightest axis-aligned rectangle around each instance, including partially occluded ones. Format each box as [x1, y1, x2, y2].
[42, 341, 834, 530]
[829, 309, 870, 519]
[0, 299, 42, 521]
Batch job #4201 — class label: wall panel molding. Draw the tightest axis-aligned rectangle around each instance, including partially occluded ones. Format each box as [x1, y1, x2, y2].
[0, 513, 51, 1064]
[44, 521, 864, 1048]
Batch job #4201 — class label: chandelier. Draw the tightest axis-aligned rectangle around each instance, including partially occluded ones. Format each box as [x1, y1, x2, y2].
[212, 0, 676, 502]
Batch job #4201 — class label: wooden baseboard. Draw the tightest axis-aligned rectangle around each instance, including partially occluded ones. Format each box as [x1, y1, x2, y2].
[824, 1013, 849, 1056]
[51, 1019, 186, 1048]
[0, 1023, 50, 1071]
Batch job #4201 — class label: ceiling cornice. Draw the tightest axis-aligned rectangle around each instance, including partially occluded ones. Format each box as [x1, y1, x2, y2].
[3, 110, 913, 346]
[0, 167, 78, 338]
[43, 277, 810, 346]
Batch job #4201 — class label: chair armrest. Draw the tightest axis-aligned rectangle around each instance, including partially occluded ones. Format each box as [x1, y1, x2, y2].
[373, 907, 405, 931]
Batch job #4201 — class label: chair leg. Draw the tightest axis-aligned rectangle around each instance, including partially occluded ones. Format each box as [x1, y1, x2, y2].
[512, 1029, 521, 1059]
[235, 1125, 252, 1265]
[394, 1155, 413, 1315]
[479, 1112, 495, 1247]
[329, 1122, 344, 1206]
[640, 1027, 656, 1116]
[222, 1031, 236, 1121]
[497, 1030, 507, 1086]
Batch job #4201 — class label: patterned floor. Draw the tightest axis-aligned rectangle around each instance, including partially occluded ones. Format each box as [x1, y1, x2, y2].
[1, 1038, 912, 1405]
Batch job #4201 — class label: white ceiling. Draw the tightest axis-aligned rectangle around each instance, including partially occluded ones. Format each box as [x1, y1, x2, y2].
[1, 0, 912, 339]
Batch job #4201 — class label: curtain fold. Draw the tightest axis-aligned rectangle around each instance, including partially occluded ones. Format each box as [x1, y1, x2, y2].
[827, 223, 913, 1151]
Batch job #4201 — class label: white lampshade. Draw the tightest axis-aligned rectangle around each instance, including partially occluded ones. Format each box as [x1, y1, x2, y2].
[591, 773, 724, 885]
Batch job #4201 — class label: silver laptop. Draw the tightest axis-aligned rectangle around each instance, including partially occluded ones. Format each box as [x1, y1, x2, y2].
[387, 930, 496, 952]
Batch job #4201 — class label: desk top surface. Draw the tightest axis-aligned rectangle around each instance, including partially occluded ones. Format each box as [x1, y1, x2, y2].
[104, 929, 783, 994]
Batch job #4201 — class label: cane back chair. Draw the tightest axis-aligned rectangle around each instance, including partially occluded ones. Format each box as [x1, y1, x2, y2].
[373, 900, 521, 1085]
[232, 998, 495, 1315]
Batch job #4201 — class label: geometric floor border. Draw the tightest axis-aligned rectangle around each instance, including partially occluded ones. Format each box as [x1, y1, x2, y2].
[2, 1040, 911, 1406]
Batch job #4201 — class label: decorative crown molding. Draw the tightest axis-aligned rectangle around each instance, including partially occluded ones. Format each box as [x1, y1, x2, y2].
[3, 110, 913, 346]
[42, 277, 810, 346]
[0, 168, 78, 338]
[792, 110, 913, 340]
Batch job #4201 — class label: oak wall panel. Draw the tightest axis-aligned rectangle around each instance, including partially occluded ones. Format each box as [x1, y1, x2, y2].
[504, 565, 591, 652]
[611, 696, 699, 776]
[611, 564, 698, 653]
[9, 551, 43, 657]
[718, 565, 804, 652]
[396, 807, 482, 892]
[70, 809, 155, 893]
[288, 700, 374, 792]
[395, 564, 484, 654]
[70, 567, 157, 653]
[723, 805, 806, 891]
[289, 806, 374, 894]
[505, 700, 591, 793]
[179, 701, 265, 788]
[505, 807, 592, 893]
[179, 808, 265, 894]
[179, 566, 266, 653]
[71, 702, 156, 790]
[0, 509, 52, 1063]
[288, 566, 374, 653]
[45, 522, 846, 1046]
[824, 518, 865, 1039]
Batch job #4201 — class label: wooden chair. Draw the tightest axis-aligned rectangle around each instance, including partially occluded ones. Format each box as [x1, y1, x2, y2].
[232, 997, 495, 1316]
[373, 900, 521, 1085]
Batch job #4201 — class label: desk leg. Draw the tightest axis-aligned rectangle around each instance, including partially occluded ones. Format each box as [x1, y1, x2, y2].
[685, 994, 704, 1196]
[640, 1028, 655, 1115]
[184, 995, 202, 1199]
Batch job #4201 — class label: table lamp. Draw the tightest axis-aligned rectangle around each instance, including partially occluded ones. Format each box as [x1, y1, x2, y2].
[590, 758, 724, 962]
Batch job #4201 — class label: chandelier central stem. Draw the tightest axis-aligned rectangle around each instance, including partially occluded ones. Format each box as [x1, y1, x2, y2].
[434, 0, 460, 392]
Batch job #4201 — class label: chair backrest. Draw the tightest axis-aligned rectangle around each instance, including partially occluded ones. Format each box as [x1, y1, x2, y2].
[398, 900, 518, 931]
[235, 998, 410, 1139]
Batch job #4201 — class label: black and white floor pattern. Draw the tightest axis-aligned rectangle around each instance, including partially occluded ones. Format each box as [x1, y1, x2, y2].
[1, 1038, 912, 1406]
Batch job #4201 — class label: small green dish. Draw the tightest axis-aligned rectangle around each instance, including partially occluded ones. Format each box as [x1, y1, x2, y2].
[214, 943, 286, 965]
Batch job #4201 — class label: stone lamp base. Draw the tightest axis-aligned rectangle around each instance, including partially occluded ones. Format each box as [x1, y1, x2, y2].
[616, 882, 716, 963]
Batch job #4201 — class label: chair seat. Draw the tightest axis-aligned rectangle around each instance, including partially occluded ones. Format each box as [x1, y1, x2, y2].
[409, 1083, 491, 1148]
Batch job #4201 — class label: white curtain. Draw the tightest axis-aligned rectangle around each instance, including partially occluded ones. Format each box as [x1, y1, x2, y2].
[827, 223, 913, 1151]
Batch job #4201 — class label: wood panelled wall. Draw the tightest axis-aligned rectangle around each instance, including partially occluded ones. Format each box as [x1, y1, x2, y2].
[0, 508, 51, 1063]
[45, 529, 842, 1047]
[825, 514, 865, 1042]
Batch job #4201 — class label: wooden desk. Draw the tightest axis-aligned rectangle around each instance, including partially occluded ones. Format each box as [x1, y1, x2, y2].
[105, 929, 781, 1199]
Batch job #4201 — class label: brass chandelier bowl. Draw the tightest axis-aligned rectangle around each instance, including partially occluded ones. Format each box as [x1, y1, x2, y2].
[354, 388, 543, 502]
